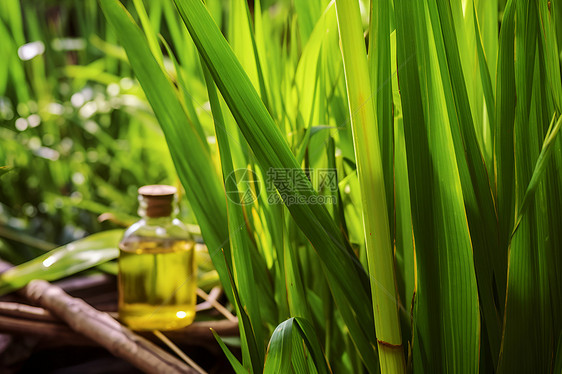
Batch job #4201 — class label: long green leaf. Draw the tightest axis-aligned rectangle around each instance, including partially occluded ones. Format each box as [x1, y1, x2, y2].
[203, 61, 265, 372]
[0, 230, 121, 295]
[513, 114, 562, 228]
[264, 318, 294, 374]
[389, 29, 415, 347]
[368, 0, 394, 237]
[172, 0, 377, 366]
[211, 329, 247, 374]
[499, 1, 558, 371]
[429, 0, 502, 360]
[294, 317, 332, 374]
[537, 0, 562, 350]
[395, 1, 480, 371]
[494, 0, 516, 281]
[264, 317, 331, 374]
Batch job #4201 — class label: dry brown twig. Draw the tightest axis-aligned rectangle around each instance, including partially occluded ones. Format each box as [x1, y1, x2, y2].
[196, 287, 236, 322]
[23, 279, 197, 374]
[0, 300, 239, 350]
[0, 301, 55, 322]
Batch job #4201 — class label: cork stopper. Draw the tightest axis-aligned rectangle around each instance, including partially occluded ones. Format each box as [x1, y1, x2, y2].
[137, 185, 177, 218]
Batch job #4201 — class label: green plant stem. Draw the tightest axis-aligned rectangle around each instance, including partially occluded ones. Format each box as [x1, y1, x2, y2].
[334, 0, 405, 372]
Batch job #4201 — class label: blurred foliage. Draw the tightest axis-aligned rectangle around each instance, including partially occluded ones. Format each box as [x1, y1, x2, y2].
[0, 0, 187, 260]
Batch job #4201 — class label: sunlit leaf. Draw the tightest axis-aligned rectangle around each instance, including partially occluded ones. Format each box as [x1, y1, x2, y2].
[0, 230, 122, 296]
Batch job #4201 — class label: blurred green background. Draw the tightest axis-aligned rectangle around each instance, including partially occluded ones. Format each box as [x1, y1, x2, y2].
[0, 0, 202, 264]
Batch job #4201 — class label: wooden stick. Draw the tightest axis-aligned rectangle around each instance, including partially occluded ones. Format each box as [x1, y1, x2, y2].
[0, 314, 87, 342]
[195, 287, 221, 312]
[24, 279, 196, 374]
[153, 330, 208, 374]
[196, 288, 236, 322]
[0, 300, 238, 342]
[0, 301, 56, 322]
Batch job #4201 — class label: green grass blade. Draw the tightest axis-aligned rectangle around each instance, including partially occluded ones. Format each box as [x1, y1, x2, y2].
[475, 0, 499, 180]
[395, 1, 480, 371]
[291, 329, 311, 374]
[428, 1, 502, 361]
[475, 0, 498, 93]
[203, 62, 265, 371]
[283, 221, 314, 324]
[472, 6, 497, 136]
[264, 317, 331, 374]
[538, 0, 562, 347]
[368, 0, 394, 243]
[495, 0, 516, 271]
[220, 249, 264, 374]
[264, 318, 294, 374]
[158, 35, 208, 147]
[538, 0, 562, 112]
[513, 114, 562, 229]
[228, 0, 259, 92]
[327, 240, 380, 371]
[294, 0, 323, 44]
[390, 29, 415, 343]
[211, 329, 247, 374]
[499, 1, 559, 371]
[294, 317, 332, 374]
[132, 0, 164, 67]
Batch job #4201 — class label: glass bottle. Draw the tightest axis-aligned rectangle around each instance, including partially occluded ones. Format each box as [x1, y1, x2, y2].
[118, 185, 196, 330]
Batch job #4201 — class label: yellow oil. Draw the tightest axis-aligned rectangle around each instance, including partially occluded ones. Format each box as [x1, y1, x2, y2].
[118, 237, 196, 330]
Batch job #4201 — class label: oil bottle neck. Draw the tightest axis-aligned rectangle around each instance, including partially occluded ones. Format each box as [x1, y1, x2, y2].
[136, 185, 179, 220]
[138, 196, 178, 220]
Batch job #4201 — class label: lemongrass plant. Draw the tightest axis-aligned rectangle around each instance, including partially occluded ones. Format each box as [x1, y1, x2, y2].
[90, 0, 562, 373]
